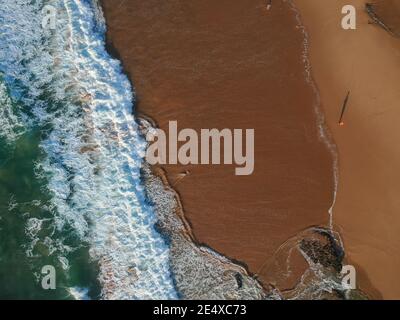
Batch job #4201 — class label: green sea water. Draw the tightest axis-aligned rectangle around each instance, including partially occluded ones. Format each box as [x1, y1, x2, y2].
[0, 97, 100, 300]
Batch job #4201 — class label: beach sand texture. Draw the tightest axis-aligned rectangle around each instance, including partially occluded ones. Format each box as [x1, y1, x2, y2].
[101, 0, 336, 290]
[295, 0, 400, 299]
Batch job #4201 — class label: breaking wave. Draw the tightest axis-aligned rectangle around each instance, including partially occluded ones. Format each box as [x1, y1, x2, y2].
[0, 80, 25, 144]
[0, 0, 177, 299]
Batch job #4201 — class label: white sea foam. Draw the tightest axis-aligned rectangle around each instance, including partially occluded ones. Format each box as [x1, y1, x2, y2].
[286, 0, 339, 229]
[68, 286, 90, 300]
[25, 217, 44, 239]
[0, 81, 25, 143]
[0, 0, 177, 299]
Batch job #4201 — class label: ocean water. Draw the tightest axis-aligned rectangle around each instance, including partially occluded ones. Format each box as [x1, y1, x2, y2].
[0, 0, 177, 299]
[0, 0, 359, 301]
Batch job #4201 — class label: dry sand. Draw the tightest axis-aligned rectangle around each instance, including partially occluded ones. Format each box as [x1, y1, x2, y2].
[101, 0, 336, 290]
[295, 0, 400, 299]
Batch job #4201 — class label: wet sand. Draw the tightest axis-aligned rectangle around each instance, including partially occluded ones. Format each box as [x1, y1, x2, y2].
[101, 0, 335, 290]
[295, 0, 400, 299]
[367, 0, 400, 37]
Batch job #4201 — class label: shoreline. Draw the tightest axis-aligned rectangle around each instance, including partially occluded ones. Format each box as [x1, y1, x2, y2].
[287, 0, 340, 229]
[101, 2, 270, 299]
[100, 0, 342, 296]
[295, 0, 400, 299]
[104, 21, 260, 278]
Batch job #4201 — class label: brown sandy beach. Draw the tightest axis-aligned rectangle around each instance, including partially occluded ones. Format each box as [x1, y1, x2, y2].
[101, 0, 336, 292]
[295, 0, 400, 299]
[366, 0, 400, 37]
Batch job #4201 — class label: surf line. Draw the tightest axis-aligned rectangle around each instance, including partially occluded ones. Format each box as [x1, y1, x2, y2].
[145, 121, 255, 176]
[338, 91, 350, 126]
